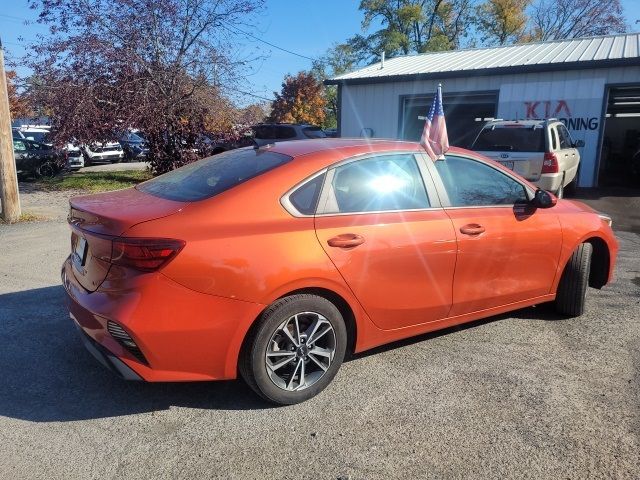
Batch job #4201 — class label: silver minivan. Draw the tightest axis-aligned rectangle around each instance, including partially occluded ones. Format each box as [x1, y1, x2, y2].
[471, 119, 584, 198]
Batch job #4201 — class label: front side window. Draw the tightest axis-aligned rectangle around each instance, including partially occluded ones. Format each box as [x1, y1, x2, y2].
[138, 148, 292, 202]
[435, 155, 528, 207]
[322, 154, 430, 214]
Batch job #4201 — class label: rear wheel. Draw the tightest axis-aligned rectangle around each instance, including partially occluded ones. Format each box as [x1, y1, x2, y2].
[555, 243, 592, 317]
[36, 162, 57, 178]
[240, 294, 347, 405]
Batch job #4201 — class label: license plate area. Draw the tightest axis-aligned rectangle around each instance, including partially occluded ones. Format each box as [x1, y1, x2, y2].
[498, 160, 515, 170]
[73, 236, 88, 268]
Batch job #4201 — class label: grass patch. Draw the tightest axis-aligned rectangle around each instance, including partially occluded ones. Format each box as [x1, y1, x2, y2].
[0, 212, 47, 224]
[37, 170, 153, 193]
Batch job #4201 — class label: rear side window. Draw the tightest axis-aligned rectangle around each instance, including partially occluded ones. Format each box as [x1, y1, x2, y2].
[253, 125, 274, 139]
[288, 173, 326, 215]
[557, 124, 573, 149]
[303, 127, 326, 139]
[275, 126, 296, 139]
[472, 126, 545, 152]
[138, 148, 292, 202]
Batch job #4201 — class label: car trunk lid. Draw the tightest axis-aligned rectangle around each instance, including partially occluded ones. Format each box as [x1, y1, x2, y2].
[68, 187, 185, 291]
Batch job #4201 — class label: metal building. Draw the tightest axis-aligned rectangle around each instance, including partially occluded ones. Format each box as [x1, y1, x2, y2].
[327, 33, 640, 188]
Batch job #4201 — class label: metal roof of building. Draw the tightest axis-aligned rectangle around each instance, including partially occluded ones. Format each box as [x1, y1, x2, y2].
[327, 33, 640, 85]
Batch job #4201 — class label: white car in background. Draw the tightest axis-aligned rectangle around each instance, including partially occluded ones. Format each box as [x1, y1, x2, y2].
[65, 144, 84, 170]
[83, 142, 125, 165]
[471, 119, 584, 198]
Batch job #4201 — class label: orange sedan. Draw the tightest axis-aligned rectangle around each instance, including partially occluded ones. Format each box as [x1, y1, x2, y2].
[62, 139, 618, 404]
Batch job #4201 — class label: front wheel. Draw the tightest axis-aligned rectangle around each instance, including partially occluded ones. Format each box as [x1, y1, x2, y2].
[239, 294, 347, 405]
[555, 243, 592, 317]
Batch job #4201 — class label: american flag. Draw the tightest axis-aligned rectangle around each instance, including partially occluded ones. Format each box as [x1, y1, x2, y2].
[420, 85, 449, 160]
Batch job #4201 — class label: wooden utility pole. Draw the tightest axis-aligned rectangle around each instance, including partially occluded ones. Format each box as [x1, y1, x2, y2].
[0, 37, 21, 223]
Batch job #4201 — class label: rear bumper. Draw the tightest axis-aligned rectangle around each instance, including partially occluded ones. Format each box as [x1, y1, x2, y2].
[61, 257, 265, 382]
[536, 173, 563, 193]
[72, 321, 142, 380]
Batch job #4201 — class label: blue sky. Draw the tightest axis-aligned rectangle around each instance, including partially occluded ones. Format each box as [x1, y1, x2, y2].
[1, 0, 639, 104]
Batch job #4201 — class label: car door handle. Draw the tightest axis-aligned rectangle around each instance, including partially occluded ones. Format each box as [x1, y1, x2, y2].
[460, 224, 485, 236]
[327, 233, 365, 248]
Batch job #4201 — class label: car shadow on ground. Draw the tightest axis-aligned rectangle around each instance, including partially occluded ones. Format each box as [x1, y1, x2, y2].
[348, 303, 567, 361]
[0, 286, 269, 423]
[0, 286, 572, 422]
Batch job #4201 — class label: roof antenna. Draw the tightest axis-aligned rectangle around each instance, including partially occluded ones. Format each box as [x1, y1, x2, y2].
[380, 51, 385, 69]
[252, 138, 274, 149]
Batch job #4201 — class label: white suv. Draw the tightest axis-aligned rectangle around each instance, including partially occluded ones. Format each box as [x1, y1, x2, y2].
[471, 119, 583, 198]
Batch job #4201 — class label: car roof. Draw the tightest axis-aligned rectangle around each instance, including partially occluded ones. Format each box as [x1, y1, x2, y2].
[484, 119, 558, 127]
[265, 138, 472, 160]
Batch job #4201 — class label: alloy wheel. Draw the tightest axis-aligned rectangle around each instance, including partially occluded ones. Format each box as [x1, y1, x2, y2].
[265, 311, 336, 392]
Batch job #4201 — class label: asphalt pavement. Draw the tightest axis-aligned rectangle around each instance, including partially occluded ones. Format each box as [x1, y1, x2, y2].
[0, 188, 639, 479]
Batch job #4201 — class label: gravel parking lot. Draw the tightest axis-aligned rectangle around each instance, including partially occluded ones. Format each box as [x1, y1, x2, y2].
[1, 187, 639, 479]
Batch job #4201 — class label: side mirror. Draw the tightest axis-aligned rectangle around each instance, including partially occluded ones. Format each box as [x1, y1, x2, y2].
[533, 189, 557, 208]
[573, 139, 585, 148]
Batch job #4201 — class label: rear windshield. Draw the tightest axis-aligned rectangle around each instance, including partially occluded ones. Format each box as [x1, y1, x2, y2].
[137, 148, 292, 201]
[472, 126, 545, 152]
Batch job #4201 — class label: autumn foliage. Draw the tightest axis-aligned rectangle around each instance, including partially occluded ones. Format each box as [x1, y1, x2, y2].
[6, 71, 32, 120]
[268, 72, 326, 126]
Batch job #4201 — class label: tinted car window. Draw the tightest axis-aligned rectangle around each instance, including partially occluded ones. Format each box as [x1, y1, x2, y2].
[253, 125, 274, 139]
[275, 126, 296, 139]
[289, 173, 326, 215]
[326, 154, 429, 214]
[435, 155, 528, 207]
[472, 126, 545, 152]
[557, 125, 572, 149]
[138, 148, 292, 202]
[303, 127, 326, 139]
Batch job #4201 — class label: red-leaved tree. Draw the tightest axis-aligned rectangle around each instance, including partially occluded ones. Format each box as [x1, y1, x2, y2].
[25, 0, 263, 174]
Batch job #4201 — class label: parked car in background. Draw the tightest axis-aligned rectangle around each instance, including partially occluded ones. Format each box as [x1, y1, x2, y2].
[119, 132, 149, 161]
[62, 139, 617, 405]
[471, 119, 583, 198]
[13, 125, 53, 146]
[65, 144, 84, 170]
[323, 128, 338, 138]
[83, 142, 125, 165]
[13, 137, 60, 177]
[252, 123, 326, 143]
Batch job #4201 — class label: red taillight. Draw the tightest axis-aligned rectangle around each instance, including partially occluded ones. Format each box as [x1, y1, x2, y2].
[111, 238, 185, 271]
[542, 152, 559, 174]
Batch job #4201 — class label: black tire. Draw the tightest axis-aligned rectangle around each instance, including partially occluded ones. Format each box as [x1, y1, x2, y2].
[239, 294, 347, 405]
[564, 178, 576, 197]
[36, 162, 57, 178]
[555, 243, 592, 317]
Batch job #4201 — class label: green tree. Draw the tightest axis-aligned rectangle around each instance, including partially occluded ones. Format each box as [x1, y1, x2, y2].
[345, 0, 476, 64]
[529, 0, 626, 40]
[476, 0, 529, 45]
[311, 43, 360, 129]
